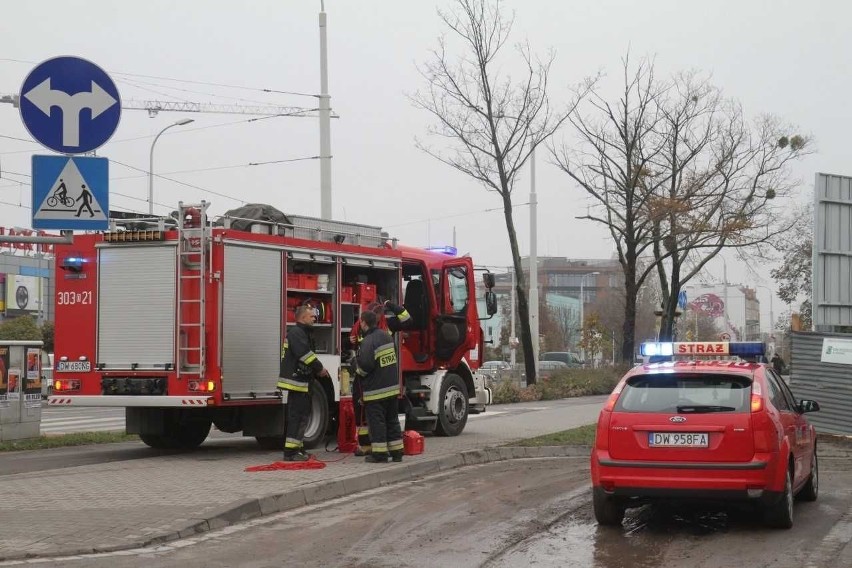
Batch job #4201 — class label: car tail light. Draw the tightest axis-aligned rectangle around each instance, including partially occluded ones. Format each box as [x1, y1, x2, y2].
[750, 381, 764, 412]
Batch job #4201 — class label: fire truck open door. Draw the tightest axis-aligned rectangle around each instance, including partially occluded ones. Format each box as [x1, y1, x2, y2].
[434, 258, 475, 364]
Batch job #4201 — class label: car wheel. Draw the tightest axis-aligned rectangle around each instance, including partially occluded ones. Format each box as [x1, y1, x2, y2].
[593, 487, 625, 526]
[434, 373, 468, 437]
[765, 468, 794, 529]
[798, 449, 819, 502]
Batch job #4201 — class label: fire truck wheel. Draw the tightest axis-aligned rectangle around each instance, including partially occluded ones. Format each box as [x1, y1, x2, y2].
[139, 418, 212, 450]
[172, 419, 212, 449]
[435, 373, 469, 437]
[138, 433, 171, 449]
[255, 436, 284, 450]
[302, 381, 330, 449]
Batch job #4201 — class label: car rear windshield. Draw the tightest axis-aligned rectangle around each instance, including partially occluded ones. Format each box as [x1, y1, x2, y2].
[614, 373, 752, 413]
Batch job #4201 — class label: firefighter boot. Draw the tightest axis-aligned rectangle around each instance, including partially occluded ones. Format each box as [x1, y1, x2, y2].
[365, 453, 389, 463]
[390, 450, 403, 463]
[283, 451, 310, 462]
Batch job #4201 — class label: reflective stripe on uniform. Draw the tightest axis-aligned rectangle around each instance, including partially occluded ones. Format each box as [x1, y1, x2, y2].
[375, 342, 397, 368]
[284, 438, 303, 449]
[371, 441, 388, 453]
[357, 426, 370, 436]
[280, 341, 288, 359]
[374, 343, 395, 360]
[363, 384, 399, 401]
[396, 309, 411, 323]
[276, 378, 310, 392]
[300, 351, 318, 365]
[388, 439, 403, 452]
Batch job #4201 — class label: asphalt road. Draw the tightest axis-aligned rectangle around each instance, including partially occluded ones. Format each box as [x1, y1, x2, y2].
[10, 442, 852, 568]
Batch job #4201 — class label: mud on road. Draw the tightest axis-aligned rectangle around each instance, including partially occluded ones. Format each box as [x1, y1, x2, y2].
[489, 437, 852, 568]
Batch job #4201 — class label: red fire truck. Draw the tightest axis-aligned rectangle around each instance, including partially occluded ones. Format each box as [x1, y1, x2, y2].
[48, 202, 497, 449]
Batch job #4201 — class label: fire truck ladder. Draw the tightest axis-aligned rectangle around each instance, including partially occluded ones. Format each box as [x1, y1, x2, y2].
[176, 201, 210, 380]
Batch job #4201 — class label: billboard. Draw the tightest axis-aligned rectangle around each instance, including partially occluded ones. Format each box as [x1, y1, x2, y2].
[4, 274, 43, 317]
[814, 173, 852, 330]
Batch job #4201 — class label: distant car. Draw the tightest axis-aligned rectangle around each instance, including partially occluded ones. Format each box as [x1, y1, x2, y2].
[538, 360, 568, 379]
[541, 352, 582, 368]
[480, 360, 512, 372]
[591, 341, 820, 529]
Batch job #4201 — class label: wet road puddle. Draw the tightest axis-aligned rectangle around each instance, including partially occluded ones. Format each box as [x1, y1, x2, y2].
[487, 504, 766, 567]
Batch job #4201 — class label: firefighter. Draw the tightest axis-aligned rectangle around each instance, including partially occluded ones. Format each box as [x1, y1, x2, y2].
[349, 300, 413, 456]
[276, 304, 330, 461]
[355, 309, 404, 463]
[383, 300, 414, 333]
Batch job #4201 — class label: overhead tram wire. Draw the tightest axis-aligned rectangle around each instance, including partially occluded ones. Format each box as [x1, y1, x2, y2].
[0, 111, 318, 156]
[107, 155, 319, 182]
[384, 202, 531, 228]
[0, 57, 317, 98]
[110, 158, 246, 206]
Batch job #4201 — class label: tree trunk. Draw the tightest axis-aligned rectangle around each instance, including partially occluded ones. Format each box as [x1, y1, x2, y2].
[502, 193, 536, 385]
[621, 264, 638, 364]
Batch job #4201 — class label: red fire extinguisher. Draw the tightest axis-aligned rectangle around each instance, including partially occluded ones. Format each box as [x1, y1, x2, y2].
[337, 395, 358, 453]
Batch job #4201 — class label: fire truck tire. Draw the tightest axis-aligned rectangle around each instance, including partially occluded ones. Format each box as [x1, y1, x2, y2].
[434, 373, 468, 437]
[255, 436, 284, 450]
[138, 433, 171, 449]
[139, 418, 212, 450]
[172, 419, 212, 449]
[302, 381, 330, 449]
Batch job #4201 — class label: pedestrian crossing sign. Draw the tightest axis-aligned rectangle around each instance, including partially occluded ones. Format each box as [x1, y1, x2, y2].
[31, 155, 109, 230]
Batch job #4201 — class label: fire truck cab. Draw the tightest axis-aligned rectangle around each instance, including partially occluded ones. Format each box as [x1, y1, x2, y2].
[49, 203, 497, 449]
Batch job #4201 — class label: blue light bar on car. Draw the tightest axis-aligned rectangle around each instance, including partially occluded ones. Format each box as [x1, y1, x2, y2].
[639, 341, 765, 358]
[640, 342, 674, 357]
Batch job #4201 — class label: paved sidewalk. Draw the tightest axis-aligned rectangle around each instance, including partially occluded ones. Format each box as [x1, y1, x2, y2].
[0, 397, 605, 562]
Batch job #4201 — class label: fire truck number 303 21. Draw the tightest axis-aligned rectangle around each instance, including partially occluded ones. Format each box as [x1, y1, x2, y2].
[57, 291, 93, 305]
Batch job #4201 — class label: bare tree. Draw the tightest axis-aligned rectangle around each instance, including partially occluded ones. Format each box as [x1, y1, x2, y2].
[553, 55, 808, 360]
[412, 0, 586, 384]
[644, 72, 809, 340]
[551, 56, 665, 362]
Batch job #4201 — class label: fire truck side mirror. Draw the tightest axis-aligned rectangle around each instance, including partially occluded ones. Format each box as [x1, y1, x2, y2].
[482, 272, 495, 289]
[485, 291, 498, 316]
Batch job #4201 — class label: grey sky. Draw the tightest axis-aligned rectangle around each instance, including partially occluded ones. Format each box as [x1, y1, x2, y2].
[0, 0, 847, 326]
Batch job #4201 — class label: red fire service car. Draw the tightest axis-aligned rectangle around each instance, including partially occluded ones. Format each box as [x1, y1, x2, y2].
[591, 341, 820, 529]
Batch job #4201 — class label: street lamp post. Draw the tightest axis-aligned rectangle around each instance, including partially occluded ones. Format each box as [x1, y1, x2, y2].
[578, 271, 600, 363]
[148, 118, 194, 215]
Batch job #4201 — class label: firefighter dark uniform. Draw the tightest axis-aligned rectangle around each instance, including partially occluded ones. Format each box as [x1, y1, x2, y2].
[349, 301, 412, 456]
[277, 316, 325, 461]
[355, 321, 403, 463]
[384, 301, 413, 333]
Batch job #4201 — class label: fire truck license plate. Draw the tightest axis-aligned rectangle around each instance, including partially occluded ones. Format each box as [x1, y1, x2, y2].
[57, 361, 91, 372]
[649, 432, 709, 447]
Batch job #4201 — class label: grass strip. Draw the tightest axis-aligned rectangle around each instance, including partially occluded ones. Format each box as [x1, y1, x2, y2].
[507, 423, 596, 447]
[0, 431, 138, 452]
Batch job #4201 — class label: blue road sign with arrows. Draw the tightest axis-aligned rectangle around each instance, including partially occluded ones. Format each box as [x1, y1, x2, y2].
[19, 56, 121, 154]
[32, 155, 109, 230]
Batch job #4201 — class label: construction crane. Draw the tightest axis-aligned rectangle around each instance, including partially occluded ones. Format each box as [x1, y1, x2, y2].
[0, 93, 321, 118]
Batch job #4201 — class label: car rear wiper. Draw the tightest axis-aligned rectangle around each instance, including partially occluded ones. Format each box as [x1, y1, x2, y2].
[676, 405, 737, 413]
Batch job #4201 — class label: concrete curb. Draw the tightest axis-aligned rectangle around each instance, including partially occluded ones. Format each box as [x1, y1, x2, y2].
[0, 445, 591, 562]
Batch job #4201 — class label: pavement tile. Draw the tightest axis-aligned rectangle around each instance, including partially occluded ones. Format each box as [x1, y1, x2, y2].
[0, 397, 605, 561]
